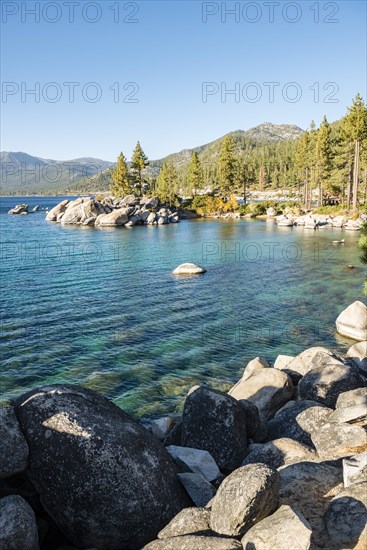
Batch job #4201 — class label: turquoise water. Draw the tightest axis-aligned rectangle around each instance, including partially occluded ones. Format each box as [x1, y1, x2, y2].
[0, 196, 365, 418]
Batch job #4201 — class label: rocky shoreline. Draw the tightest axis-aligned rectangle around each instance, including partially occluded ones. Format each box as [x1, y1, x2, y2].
[1, 301, 367, 550]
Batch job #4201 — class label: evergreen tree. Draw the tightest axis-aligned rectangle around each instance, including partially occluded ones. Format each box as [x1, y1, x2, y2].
[217, 135, 236, 198]
[316, 116, 332, 206]
[295, 131, 310, 206]
[110, 152, 132, 198]
[344, 94, 367, 210]
[131, 141, 149, 197]
[188, 151, 204, 195]
[156, 159, 178, 206]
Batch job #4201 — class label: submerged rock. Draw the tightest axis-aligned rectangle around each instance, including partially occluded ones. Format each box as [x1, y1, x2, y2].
[336, 301, 367, 341]
[14, 384, 191, 549]
[210, 464, 280, 537]
[172, 263, 206, 275]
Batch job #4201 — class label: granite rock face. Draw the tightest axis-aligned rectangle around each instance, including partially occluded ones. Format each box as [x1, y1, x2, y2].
[14, 385, 191, 549]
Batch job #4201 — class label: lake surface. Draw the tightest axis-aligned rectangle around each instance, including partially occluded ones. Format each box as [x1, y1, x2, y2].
[0, 196, 365, 419]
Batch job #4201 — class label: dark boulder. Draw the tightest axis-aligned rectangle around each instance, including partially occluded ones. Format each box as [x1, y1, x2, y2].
[14, 385, 191, 550]
[181, 386, 247, 471]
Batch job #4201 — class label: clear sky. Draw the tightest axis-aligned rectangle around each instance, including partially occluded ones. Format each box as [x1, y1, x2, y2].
[1, 0, 366, 161]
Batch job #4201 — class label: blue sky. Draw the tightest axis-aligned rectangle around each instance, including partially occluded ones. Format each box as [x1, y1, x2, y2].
[1, 0, 366, 161]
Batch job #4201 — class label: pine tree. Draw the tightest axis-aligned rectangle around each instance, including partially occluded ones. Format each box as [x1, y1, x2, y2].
[188, 151, 204, 196]
[110, 152, 132, 198]
[131, 141, 149, 197]
[295, 131, 310, 206]
[217, 135, 236, 198]
[316, 116, 332, 206]
[258, 166, 266, 190]
[344, 94, 367, 210]
[156, 160, 178, 206]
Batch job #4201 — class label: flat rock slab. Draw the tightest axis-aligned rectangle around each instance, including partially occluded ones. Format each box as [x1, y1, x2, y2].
[0, 495, 39, 550]
[144, 535, 242, 549]
[172, 263, 206, 275]
[336, 301, 367, 341]
[210, 464, 280, 538]
[181, 386, 247, 471]
[166, 445, 220, 481]
[311, 422, 367, 459]
[0, 406, 29, 479]
[229, 368, 294, 420]
[14, 384, 191, 549]
[241, 505, 312, 550]
[298, 363, 365, 408]
[158, 507, 211, 539]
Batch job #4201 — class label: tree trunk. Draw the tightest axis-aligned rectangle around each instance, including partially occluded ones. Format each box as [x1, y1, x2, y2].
[243, 177, 247, 204]
[364, 166, 367, 205]
[352, 140, 360, 211]
[346, 156, 352, 211]
[304, 167, 309, 208]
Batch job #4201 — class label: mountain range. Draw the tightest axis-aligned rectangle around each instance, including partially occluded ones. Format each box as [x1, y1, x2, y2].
[0, 123, 303, 195]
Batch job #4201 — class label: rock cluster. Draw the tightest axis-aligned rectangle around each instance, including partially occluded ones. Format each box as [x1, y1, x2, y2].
[46, 195, 181, 227]
[1, 321, 367, 548]
[277, 212, 366, 230]
[7, 204, 40, 215]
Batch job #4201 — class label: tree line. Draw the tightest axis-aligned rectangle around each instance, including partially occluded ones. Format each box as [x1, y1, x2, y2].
[110, 94, 367, 210]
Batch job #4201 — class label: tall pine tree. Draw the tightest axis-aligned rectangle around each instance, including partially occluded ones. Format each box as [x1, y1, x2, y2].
[188, 151, 204, 196]
[316, 116, 332, 206]
[344, 94, 367, 210]
[110, 152, 132, 198]
[217, 135, 236, 198]
[156, 160, 178, 206]
[131, 141, 149, 197]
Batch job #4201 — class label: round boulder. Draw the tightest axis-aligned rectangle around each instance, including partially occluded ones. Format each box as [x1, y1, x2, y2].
[324, 482, 367, 546]
[0, 495, 39, 550]
[14, 385, 191, 549]
[210, 464, 280, 537]
[336, 301, 367, 341]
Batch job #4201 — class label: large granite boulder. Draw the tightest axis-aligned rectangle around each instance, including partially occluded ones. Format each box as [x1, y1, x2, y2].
[267, 400, 332, 448]
[348, 341, 367, 374]
[336, 301, 367, 341]
[242, 438, 316, 469]
[298, 363, 366, 408]
[241, 505, 312, 550]
[237, 356, 270, 383]
[311, 422, 367, 459]
[0, 406, 29, 478]
[343, 452, 367, 487]
[95, 208, 128, 226]
[282, 347, 341, 378]
[181, 387, 247, 471]
[324, 481, 367, 546]
[14, 385, 191, 549]
[45, 200, 69, 221]
[210, 464, 280, 537]
[229, 368, 294, 420]
[279, 461, 343, 549]
[60, 202, 85, 224]
[8, 204, 29, 215]
[172, 263, 206, 275]
[0, 495, 39, 550]
[327, 387, 367, 425]
[239, 399, 268, 442]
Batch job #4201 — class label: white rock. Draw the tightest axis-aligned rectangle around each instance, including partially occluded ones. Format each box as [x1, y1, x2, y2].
[166, 445, 220, 481]
[151, 417, 175, 441]
[336, 301, 367, 341]
[172, 263, 206, 275]
[274, 355, 295, 371]
[348, 341, 367, 374]
[343, 451, 367, 487]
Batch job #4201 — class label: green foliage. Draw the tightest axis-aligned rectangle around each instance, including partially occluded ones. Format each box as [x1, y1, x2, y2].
[156, 160, 178, 206]
[217, 135, 236, 196]
[190, 195, 238, 215]
[110, 152, 132, 198]
[188, 151, 204, 195]
[359, 223, 367, 264]
[131, 141, 149, 196]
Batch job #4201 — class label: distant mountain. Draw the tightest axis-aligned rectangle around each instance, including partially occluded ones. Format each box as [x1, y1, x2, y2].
[0, 152, 114, 195]
[1, 123, 303, 195]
